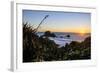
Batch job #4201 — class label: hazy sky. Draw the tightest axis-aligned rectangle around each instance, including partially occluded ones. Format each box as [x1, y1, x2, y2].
[23, 10, 91, 33]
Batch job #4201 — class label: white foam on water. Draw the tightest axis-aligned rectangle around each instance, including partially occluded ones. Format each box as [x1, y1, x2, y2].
[37, 32, 90, 47]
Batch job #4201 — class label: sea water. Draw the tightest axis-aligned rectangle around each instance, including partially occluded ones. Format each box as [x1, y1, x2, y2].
[37, 32, 90, 47]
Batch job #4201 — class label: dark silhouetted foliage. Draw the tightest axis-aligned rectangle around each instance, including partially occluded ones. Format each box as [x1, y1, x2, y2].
[23, 23, 91, 62]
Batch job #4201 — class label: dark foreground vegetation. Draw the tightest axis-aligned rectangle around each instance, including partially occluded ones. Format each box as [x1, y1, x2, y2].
[23, 23, 91, 62]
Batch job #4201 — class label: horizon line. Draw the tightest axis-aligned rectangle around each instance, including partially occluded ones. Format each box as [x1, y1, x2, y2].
[37, 31, 91, 34]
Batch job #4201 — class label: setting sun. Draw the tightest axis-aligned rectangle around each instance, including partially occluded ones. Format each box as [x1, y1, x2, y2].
[80, 30, 85, 34]
[79, 29, 88, 36]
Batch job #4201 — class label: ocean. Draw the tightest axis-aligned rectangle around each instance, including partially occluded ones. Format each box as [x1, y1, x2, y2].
[37, 32, 90, 47]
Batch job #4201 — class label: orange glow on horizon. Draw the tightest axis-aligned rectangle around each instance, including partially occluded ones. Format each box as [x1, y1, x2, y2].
[78, 30, 87, 36]
[38, 27, 90, 34]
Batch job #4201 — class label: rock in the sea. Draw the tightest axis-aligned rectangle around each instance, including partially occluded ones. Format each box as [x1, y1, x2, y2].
[66, 34, 70, 38]
[43, 31, 56, 37]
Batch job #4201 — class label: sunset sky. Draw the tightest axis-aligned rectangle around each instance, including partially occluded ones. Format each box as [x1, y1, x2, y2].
[23, 10, 91, 33]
